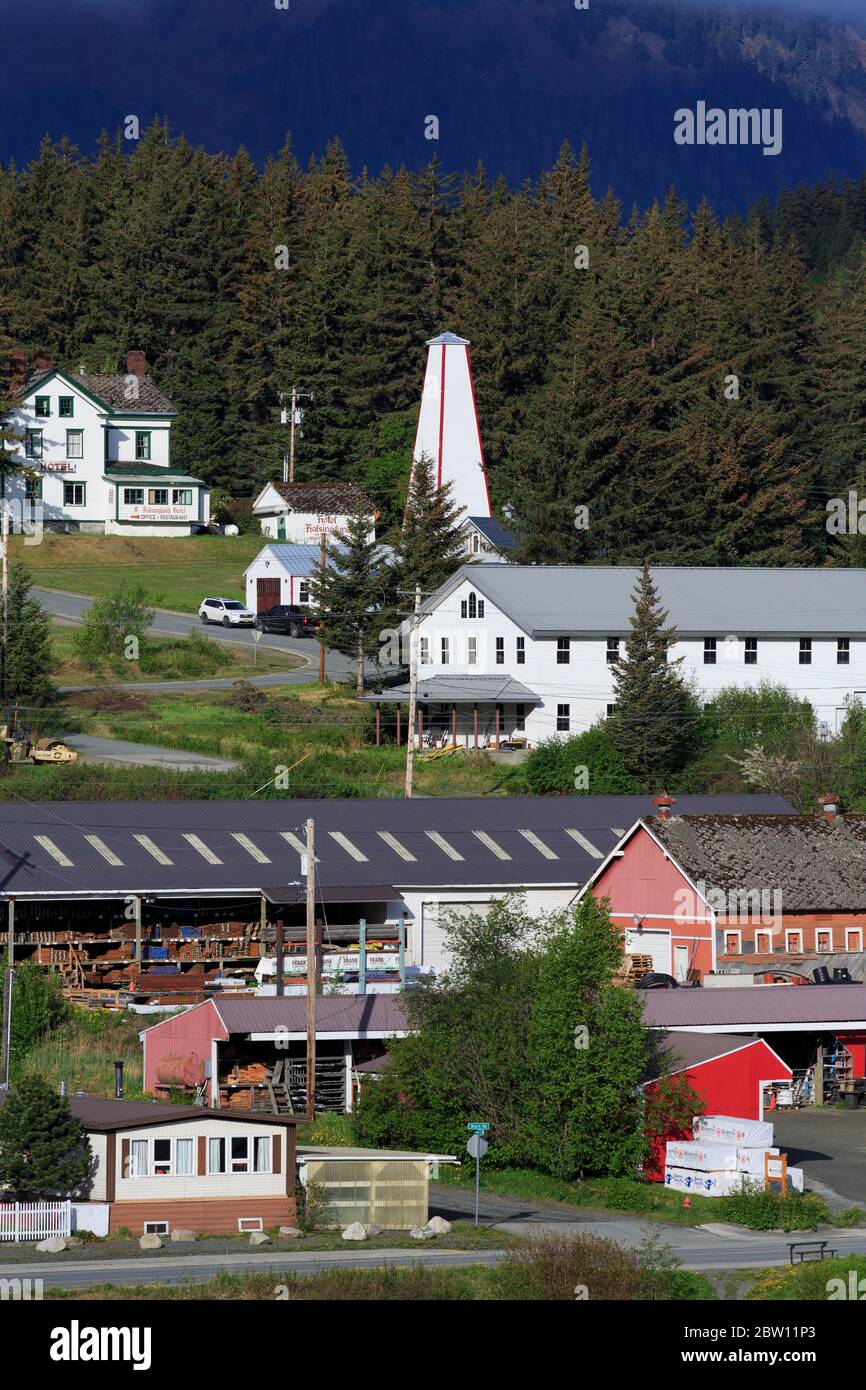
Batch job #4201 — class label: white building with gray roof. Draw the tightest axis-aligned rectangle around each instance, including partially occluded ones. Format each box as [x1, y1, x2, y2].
[366, 564, 866, 747]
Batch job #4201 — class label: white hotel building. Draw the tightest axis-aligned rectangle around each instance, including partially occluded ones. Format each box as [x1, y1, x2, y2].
[3, 351, 210, 536]
[365, 564, 866, 747]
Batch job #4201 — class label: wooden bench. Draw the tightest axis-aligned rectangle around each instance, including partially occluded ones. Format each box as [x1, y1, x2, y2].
[788, 1240, 838, 1264]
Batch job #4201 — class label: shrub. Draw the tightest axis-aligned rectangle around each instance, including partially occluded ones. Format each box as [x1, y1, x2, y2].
[294, 1180, 333, 1234]
[719, 1180, 829, 1231]
[522, 725, 638, 796]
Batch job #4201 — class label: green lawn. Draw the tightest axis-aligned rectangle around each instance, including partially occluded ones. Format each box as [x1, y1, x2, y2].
[12, 533, 263, 612]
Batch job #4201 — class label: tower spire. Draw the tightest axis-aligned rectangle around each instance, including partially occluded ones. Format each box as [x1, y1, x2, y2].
[412, 331, 492, 519]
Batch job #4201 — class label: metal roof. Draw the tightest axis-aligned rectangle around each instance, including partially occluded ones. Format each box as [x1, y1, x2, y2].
[641, 984, 866, 1029]
[243, 542, 393, 578]
[0, 796, 794, 900]
[361, 674, 539, 704]
[212, 994, 408, 1036]
[425, 565, 866, 638]
[463, 516, 515, 551]
[426, 331, 469, 346]
[0, 1093, 298, 1131]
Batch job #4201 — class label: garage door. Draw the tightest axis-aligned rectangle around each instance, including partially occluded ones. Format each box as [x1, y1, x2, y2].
[256, 577, 280, 613]
[624, 927, 671, 974]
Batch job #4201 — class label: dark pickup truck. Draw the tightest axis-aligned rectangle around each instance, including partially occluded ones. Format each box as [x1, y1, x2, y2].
[255, 604, 318, 638]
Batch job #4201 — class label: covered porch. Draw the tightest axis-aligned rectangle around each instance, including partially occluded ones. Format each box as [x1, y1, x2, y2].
[361, 674, 541, 750]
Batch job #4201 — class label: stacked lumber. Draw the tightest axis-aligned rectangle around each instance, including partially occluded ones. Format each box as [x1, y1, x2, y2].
[612, 953, 654, 987]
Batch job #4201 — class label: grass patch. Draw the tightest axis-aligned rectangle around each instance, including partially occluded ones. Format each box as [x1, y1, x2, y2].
[13, 533, 263, 613]
[743, 1254, 866, 1300]
[295, 1113, 357, 1147]
[437, 1165, 726, 1226]
[51, 625, 302, 685]
[14, 1008, 151, 1095]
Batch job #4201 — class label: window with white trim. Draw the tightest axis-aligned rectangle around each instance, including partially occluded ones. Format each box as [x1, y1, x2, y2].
[838, 639, 850, 666]
[495, 636, 504, 665]
[556, 704, 570, 732]
[230, 1137, 250, 1173]
[441, 636, 449, 665]
[467, 636, 477, 666]
[799, 638, 812, 666]
[130, 1139, 148, 1177]
[785, 930, 803, 953]
[254, 1135, 272, 1173]
[745, 638, 758, 665]
[175, 1138, 194, 1175]
[516, 636, 525, 665]
[606, 637, 620, 665]
[846, 929, 863, 951]
[556, 637, 570, 665]
[755, 931, 771, 954]
[703, 638, 717, 665]
[153, 1138, 171, 1175]
[724, 932, 741, 955]
[816, 930, 832, 953]
[420, 636, 430, 665]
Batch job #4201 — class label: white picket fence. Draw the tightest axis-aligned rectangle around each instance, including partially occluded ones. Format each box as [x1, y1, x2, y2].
[0, 1199, 71, 1243]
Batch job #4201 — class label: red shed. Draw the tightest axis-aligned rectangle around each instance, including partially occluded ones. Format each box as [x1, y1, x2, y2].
[642, 1031, 792, 1180]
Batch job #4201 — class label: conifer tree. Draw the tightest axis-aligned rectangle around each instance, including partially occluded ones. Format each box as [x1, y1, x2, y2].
[308, 511, 396, 695]
[609, 564, 698, 789]
[0, 1076, 92, 1200]
[4, 563, 57, 706]
[395, 452, 465, 594]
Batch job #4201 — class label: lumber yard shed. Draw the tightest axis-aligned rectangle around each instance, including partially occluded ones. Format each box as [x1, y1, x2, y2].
[0, 794, 794, 999]
[296, 1145, 457, 1230]
[642, 984, 866, 1107]
[141, 995, 409, 1113]
[641, 1031, 792, 1179]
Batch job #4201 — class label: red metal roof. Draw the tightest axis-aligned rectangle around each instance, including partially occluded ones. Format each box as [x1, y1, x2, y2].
[642, 984, 866, 1029]
[212, 994, 408, 1035]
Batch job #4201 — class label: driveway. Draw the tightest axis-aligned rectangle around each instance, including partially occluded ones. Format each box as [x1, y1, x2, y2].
[63, 734, 239, 773]
[770, 1107, 866, 1207]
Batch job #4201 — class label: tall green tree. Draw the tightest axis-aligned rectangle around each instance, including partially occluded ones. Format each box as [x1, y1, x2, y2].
[395, 452, 464, 594]
[308, 510, 396, 695]
[525, 895, 648, 1179]
[4, 563, 57, 705]
[0, 1076, 92, 1200]
[609, 564, 699, 789]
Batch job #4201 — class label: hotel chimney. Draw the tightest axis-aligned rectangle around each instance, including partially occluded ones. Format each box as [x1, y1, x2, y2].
[652, 795, 676, 821]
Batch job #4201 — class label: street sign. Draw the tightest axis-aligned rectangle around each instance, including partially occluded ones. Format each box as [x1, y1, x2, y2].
[467, 1122, 489, 1134]
[466, 1135, 488, 1159]
[252, 628, 263, 643]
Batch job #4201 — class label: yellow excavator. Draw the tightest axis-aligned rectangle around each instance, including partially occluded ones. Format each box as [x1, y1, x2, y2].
[1, 707, 77, 764]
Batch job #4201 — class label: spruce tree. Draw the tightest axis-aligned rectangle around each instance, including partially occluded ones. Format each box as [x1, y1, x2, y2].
[308, 511, 396, 695]
[4, 563, 57, 706]
[0, 1076, 92, 1199]
[395, 452, 465, 594]
[609, 564, 698, 789]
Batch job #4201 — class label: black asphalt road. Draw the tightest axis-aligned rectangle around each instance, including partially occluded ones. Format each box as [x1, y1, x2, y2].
[771, 1107, 866, 1207]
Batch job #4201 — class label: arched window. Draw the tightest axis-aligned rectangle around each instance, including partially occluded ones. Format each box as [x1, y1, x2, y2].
[468, 592, 477, 618]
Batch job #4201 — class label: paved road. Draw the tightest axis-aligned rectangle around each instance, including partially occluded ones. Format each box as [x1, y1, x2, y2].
[37, 586, 357, 686]
[0, 1246, 507, 1291]
[429, 1183, 866, 1271]
[63, 733, 240, 773]
[771, 1108, 866, 1207]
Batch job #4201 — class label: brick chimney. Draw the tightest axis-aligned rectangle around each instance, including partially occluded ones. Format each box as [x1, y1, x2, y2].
[31, 348, 54, 374]
[652, 794, 676, 821]
[126, 349, 146, 379]
[819, 793, 839, 823]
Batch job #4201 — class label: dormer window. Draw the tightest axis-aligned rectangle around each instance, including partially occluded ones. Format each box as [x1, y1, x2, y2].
[460, 592, 484, 619]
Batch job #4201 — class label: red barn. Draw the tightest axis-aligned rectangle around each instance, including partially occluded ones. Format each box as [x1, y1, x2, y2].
[642, 1031, 792, 1180]
[584, 796, 866, 983]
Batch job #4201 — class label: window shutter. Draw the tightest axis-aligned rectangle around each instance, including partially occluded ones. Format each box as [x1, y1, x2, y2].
[121, 1138, 130, 1178]
[197, 1135, 207, 1176]
[272, 1134, 281, 1175]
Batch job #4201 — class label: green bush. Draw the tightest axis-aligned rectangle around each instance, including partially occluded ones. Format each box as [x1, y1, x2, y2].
[719, 1180, 829, 1231]
[522, 725, 638, 796]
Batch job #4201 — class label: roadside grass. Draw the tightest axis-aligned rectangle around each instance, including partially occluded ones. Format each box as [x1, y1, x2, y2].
[50, 625, 301, 685]
[295, 1113, 357, 1147]
[14, 1008, 147, 1096]
[12, 533, 263, 612]
[742, 1254, 866, 1300]
[2, 1222, 519, 1268]
[41, 1229, 716, 1301]
[437, 1166, 832, 1230]
[52, 683, 520, 798]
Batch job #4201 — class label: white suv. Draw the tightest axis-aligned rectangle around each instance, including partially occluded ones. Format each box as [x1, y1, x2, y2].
[198, 597, 256, 627]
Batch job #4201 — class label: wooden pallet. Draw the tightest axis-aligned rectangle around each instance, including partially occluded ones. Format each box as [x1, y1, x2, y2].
[613, 953, 655, 987]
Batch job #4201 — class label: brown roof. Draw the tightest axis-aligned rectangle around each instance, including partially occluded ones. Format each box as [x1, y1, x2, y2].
[646, 814, 866, 912]
[69, 372, 176, 414]
[268, 481, 374, 513]
[641, 983, 866, 1029]
[0, 1093, 298, 1130]
[212, 994, 408, 1036]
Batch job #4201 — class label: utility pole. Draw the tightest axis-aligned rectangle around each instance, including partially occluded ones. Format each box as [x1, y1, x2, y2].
[1, 497, 8, 703]
[0, 899, 14, 1090]
[318, 536, 326, 684]
[404, 583, 422, 798]
[305, 817, 316, 1120]
[281, 386, 312, 484]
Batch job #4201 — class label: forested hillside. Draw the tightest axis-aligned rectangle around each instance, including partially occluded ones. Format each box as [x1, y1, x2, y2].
[2, 125, 866, 563]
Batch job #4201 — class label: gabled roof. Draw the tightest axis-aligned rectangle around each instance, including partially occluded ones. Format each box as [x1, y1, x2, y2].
[463, 516, 515, 551]
[0, 795, 795, 900]
[243, 542, 394, 579]
[22, 366, 175, 415]
[257, 481, 374, 514]
[647, 813, 866, 912]
[421, 565, 866, 638]
[644, 1030, 792, 1082]
[68, 371, 176, 414]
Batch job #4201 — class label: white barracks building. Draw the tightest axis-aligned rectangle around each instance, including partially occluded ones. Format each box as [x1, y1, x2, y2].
[4, 350, 210, 535]
[387, 564, 866, 746]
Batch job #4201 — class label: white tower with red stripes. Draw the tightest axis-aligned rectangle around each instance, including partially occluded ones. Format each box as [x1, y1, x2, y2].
[412, 331, 492, 521]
